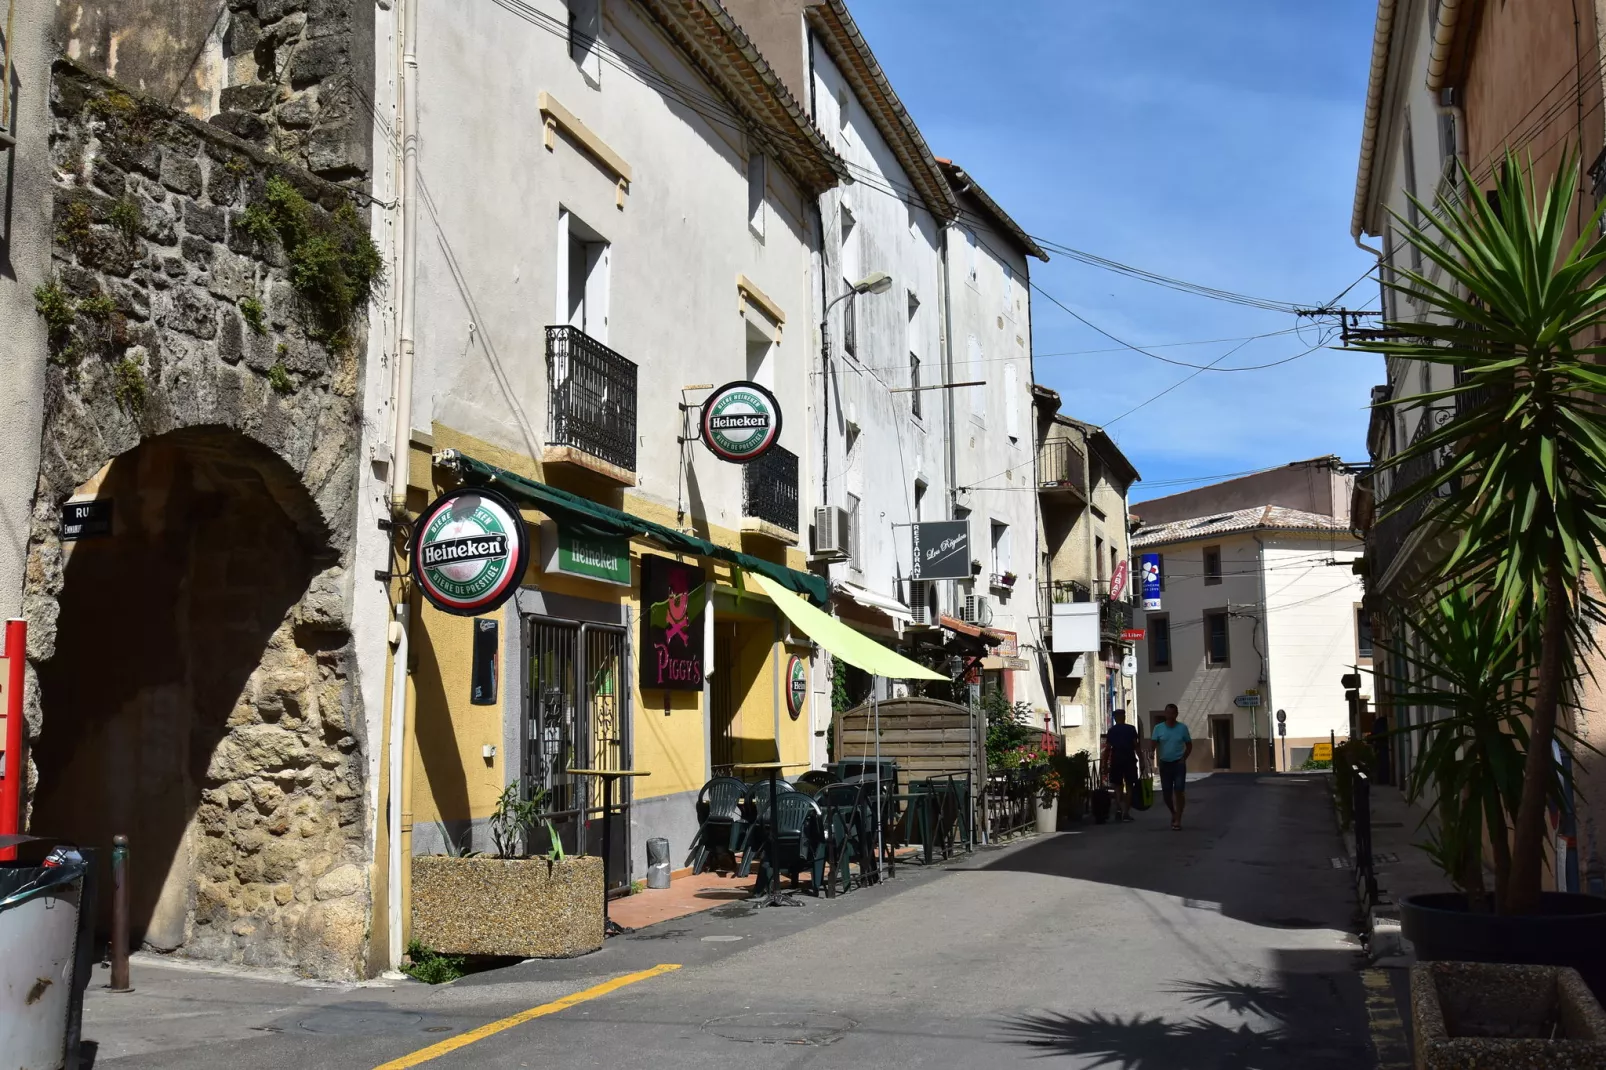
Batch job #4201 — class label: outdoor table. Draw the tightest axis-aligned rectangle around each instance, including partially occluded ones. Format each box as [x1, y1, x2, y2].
[731, 761, 812, 906]
[565, 768, 650, 935]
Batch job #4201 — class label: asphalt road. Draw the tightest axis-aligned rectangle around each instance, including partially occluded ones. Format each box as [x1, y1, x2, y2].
[83, 773, 1385, 1069]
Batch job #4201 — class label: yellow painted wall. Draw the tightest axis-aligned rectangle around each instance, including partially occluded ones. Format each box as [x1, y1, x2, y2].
[403, 424, 814, 830]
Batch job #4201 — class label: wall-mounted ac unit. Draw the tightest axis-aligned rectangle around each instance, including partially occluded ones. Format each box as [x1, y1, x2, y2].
[908, 580, 936, 627]
[812, 506, 851, 561]
[957, 593, 993, 626]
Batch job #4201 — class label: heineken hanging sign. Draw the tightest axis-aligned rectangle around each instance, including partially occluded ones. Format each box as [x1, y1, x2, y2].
[786, 654, 807, 720]
[700, 380, 782, 463]
[412, 487, 529, 615]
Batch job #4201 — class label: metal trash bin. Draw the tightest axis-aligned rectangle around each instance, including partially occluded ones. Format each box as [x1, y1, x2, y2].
[645, 837, 671, 890]
[1, 860, 87, 1070]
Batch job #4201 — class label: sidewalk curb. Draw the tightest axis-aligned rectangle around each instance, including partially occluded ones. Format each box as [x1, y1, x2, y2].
[1327, 784, 1415, 967]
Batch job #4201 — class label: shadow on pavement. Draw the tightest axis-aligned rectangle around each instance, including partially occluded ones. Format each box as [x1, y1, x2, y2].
[999, 957, 1375, 1069]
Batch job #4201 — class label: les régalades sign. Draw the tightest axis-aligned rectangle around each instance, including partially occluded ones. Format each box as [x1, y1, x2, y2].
[412, 487, 529, 616]
[910, 520, 971, 582]
[640, 554, 706, 691]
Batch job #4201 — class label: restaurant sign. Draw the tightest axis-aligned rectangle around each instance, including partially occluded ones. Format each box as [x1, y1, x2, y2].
[640, 554, 707, 691]
[412, 487, 529, 616]
[786, 655, 807, 720]
[700, 380, 782, 463]
[910, 520, 971, 581]
[539, 521, 630, 585]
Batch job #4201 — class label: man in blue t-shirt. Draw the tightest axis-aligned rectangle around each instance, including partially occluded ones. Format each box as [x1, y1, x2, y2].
[1105, 710, 1142, 822]
[1150, 703, 1193, 830]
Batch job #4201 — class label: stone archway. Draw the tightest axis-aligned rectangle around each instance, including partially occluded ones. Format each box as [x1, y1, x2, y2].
[22, 65, 374, 977]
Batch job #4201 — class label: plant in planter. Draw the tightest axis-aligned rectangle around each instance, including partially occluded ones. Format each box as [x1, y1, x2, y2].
[1357, 149, 1606, 989]
[411, 783, 602, 958]
[1053, 748, 1092, 827]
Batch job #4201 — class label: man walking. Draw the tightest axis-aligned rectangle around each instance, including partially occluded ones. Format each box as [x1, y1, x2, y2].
[1151, 703, 1193, 830]
[1106, 710, 1142, 822]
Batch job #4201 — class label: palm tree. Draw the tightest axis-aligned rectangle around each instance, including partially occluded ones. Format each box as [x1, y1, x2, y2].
[1359, 149, 1606, 915]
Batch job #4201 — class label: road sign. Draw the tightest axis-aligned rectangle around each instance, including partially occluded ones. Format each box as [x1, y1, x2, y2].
[1121, 628, 1145, 641]
[1233, 694, 1261, 708]
[1312, 742, 1333, 762]
[1278, 722, 1287, 737]
[1276, 708, 1287, 723]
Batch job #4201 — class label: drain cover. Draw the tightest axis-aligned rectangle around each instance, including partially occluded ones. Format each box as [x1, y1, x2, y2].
[703, 1012, 856, 1045]
[298, 1007, 425, 1036]
[701, 934, 742, 943]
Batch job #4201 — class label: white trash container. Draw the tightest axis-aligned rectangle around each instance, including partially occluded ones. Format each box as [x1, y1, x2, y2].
[0, 865, 85, 1070]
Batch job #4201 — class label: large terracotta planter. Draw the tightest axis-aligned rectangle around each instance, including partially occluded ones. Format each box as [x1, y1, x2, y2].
[411, 855, 603, 958]
[1411, 961, 1606, 1068]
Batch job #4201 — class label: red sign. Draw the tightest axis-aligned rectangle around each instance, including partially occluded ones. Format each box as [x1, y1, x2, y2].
[1109, 559, 1129, 603]
[1121, 628, 1146, 641]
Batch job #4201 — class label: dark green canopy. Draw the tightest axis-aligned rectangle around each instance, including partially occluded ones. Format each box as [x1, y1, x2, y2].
[440, 450, 829, 606]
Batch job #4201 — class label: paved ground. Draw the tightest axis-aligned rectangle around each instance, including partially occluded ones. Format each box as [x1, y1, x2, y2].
[82, 773, 1397, 1069]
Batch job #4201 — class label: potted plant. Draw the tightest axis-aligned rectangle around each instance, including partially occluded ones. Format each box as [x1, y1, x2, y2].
[1357, 150, 1606, 991]
[1053, 748, 1092, 828]
[1005, 735, 1061, 834]
[411, 784, 605, 958]
[1001, 571, 1018, 588]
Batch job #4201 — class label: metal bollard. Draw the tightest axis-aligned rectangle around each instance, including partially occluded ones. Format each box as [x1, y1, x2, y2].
[109, 835, 132, 993]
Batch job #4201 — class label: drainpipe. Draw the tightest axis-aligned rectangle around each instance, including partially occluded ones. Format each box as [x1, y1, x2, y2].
[385, 603, 409, 973]
[1251, 532, 1272, 771]
[389, 0, 420, 512]
[938, 226, 958, 518]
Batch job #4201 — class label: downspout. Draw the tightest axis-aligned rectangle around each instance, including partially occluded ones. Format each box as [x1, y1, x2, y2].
[1251, 531, 1272, 771]
[938, 226, 958, 518]
[385, 603, 409, 972]
[389, 0, 420, 512]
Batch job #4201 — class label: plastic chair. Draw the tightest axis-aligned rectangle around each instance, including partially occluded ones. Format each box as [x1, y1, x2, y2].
[687, 776, 747, 874]
[793, 769, 839, 797]
[813, 780, 873, 896]
[752, 792, 824, 895]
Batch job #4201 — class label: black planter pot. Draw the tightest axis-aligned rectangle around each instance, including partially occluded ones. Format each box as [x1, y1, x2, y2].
[1400, 892, 1606, 995]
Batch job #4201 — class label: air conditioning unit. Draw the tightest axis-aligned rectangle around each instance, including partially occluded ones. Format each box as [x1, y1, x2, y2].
[812, 506, 851, 560]
[1370, 385, 1392, 406]
[957, 592, 993, 626]
[908, 580, 936, 627]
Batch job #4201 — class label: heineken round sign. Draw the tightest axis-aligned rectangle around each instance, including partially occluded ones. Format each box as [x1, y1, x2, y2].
[412, 487, 528, 616]
[786, 655, 807, 720]
[700, 380, 782, 463]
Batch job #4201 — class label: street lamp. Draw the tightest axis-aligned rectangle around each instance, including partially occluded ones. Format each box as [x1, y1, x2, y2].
[819, 272, 893, 503]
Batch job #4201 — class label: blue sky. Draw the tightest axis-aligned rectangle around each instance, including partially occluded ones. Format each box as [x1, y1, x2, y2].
[849, 0, 1381, 502]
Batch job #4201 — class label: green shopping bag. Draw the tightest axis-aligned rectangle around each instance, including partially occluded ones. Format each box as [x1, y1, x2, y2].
[1129, 777, 1154, 812]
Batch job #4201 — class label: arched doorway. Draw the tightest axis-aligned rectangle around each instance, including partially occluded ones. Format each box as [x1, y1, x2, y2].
[28, 427, 364, 971]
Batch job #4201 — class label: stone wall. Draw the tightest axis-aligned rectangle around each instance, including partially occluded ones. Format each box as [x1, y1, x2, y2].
[53, 0, 373, 182]
[23, 61, 374, 979]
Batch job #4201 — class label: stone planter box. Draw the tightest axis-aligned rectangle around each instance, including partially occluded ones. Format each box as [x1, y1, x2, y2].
[411, 855, 604, 958]
[1411, 962, 1606, 1069]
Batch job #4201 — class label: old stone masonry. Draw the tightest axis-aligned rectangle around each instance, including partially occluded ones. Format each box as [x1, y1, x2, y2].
[22, 61, 375, 978]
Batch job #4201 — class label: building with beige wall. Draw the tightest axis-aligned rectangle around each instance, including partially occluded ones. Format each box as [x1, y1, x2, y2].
[1034, 400, 1141, 757]
[1132, 461, 1364, 773]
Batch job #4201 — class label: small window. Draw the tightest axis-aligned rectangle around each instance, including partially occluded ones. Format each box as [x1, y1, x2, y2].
[747, 153, 766, 239]
[1204, 609, 1230, 666]
[847, 493, 862, 566]
[990, 520, 1011, 577]
[1148, 614, 1172, 672]
[842, 278, 857, 357]
[1357, 607, 1374, 660]
[567, 0, 602, 82]
[1095, 535, 1106, 583]
[1203, 545, 1222, 585]
[910, 354, 922, 419]
[965, 228, 978, 282]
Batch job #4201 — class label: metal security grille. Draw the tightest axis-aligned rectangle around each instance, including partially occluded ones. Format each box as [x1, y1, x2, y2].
[710, 627, 737, 775]
[545, 325, 638, 472]
[524, 617, 632, 886]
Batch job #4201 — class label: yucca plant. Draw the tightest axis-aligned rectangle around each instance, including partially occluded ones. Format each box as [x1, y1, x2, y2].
[1358, 149, 1606, 915]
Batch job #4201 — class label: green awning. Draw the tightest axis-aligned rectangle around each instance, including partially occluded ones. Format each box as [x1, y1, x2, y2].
[748, 573, 945, 680]
[440, 450, 829, 605]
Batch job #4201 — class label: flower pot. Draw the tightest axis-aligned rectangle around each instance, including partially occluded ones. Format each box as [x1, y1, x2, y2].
[1401, 892, 1606, 997]
[1035, 798, 1058, 834]
[411, 855, 604, 958]
[1410, 961, 1606, 1068]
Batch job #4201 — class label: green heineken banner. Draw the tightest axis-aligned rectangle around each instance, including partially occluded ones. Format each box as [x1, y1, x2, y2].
[539, 521, 630, 586]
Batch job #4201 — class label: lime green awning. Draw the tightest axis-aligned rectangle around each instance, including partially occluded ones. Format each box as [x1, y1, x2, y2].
[441, 450, 829, 605]
[748, 572, 945, 680]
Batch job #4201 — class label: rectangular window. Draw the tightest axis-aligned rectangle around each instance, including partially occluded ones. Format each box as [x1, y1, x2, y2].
[1148, 614, 1172, 672]
[842, 278, 857, 358]
[1095, 535, 1106, 583]
[1204, 609, 1230, 666]
[747, 153, 766, 239]
[990, 520, 1011, 577]
[558, 209, 610, 343]
[1357, 607, 1374, 660]
[567, 0, 602, 81]
[1203, 545, 1222, 585]
[910, 354, 922, 419]
[847, 493, 862, 567]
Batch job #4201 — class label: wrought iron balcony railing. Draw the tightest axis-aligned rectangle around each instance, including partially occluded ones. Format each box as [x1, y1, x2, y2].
[1370, 404, 1455, 582]
[742, 444, 799, 533]
[545, 325, 638, 472]
[1037, 437, 1087, 498]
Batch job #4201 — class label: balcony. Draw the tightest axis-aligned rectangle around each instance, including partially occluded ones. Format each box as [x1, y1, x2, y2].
[1370, 404, 1458, 585]
[1038, 437, 1087, 501]
[741, 444, 799, 541]
[1100, 593, 1135, 640]
[544, 325, 638, 484]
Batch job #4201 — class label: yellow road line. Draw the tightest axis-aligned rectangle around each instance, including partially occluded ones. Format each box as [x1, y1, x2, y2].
[1361, 968, 1411, 1070]
[373, 963, 682, 1069]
